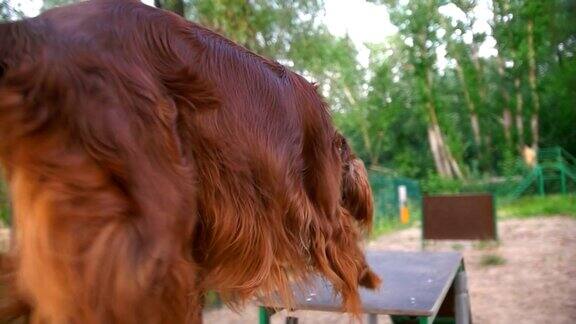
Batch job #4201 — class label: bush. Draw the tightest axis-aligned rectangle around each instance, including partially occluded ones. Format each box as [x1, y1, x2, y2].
[498, 194, 576, 218]
[480, 253, 506, 267]
[420, 174, 463, 194]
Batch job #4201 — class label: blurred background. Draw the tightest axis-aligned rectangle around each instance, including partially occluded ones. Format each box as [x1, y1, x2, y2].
[1, 0, 575, 323]
[2, 0, 575, 232]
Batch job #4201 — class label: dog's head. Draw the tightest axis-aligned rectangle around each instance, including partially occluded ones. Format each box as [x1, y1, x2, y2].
[336, 133, 374, 231]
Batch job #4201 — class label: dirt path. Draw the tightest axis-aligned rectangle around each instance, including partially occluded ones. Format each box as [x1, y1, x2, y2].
[205, 216, 576, 324]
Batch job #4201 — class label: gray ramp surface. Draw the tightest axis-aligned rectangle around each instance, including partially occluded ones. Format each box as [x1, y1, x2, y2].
[262, 251, 462, 317]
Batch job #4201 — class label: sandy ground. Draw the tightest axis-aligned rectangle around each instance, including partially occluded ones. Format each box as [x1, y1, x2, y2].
[204, 216, 576, 324]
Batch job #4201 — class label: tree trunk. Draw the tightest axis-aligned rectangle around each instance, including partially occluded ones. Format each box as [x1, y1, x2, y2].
[446, 145, 464, 179]
[470, 45, 488, 104]
[514, 77, 525, 150]
[497, 56, 513, 148]
[427, 123, 463, 179]
[360, 123, 378, 166]
[455, 62, 482, 152]
[423, 68, 462, 179]
[471, 47, 490, 154]
[492, 0, 514, 151]
[414, 14, 462, 179]
[428, 125, 450, 177]
[341, 84, 380, 166]
[527, 19, 540, 154]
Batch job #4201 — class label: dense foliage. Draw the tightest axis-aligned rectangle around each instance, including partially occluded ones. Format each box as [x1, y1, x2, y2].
[5, 0, 576, 182]
[1, 0, 22, 20]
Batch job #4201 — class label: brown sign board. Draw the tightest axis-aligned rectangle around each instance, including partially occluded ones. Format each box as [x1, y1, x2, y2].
[423, 194, 497, 240]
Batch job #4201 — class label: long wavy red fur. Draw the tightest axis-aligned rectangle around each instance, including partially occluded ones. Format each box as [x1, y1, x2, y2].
[0, 1, 380, 322]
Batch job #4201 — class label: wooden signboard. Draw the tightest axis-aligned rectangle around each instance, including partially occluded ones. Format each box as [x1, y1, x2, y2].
[423, 194, 497, 241]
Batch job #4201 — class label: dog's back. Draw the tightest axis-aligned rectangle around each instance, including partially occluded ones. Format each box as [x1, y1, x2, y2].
[0, 1, 378, 322]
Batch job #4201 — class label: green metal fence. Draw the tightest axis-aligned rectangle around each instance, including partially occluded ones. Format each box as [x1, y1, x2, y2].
[0, 173, 422, 228]
[452, 147, 576, 200]
[369, 172, 422, 224]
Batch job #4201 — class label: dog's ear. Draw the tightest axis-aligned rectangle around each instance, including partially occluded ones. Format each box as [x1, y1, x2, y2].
[335, 132, 374, 231]
[0, 21, 35, 82]
[0, 63, 5, 82]
[334, 132, 352, 164]
[0, 23, 10, 80]
[0, 22, 20, 81]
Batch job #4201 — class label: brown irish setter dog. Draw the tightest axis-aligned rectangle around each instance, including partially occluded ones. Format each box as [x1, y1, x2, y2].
[0, 0, 380, 322]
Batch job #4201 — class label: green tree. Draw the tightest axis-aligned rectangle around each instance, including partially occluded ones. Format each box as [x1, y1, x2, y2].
[155, 0, 184, 16]
[1, 0, 22, 21]
[29, 0, 576, 181]
[188, 0, 322, 59]
[538, 0, 576, 151]
[358, 40, 434, 176]
[491, 0, 516, 152]
[187, 0, 366, 114]
[370, 0, 464, 179]
[441, 2, 487, 166]
[41, 0, 74, 11]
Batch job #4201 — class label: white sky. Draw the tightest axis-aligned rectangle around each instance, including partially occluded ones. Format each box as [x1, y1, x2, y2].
[10, 0, 497, 68]
[323, 0, 397, 66]
[322, 0, 497, 68]
[10, 0, 42, 15]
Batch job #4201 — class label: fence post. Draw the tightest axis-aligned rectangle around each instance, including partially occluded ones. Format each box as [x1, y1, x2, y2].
[560, 166, 567, 194]
[537, 167, 545, 196]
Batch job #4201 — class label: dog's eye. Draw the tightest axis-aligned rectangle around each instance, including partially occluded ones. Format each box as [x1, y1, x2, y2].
[0, 63, 5, 80]
[0, 60, 8, 82]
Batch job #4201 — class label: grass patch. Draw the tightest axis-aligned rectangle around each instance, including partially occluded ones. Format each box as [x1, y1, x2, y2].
[480, 253, 506, 267]
[473, 240, 500, 250]
[370, 219, 412, 239]
[451, 243, 464, 251]
[498, 194, 576, 218]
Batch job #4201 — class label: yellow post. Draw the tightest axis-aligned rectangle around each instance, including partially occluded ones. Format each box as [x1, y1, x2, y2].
[398, 185, 410, 224]
[400, 205, 410, 224]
